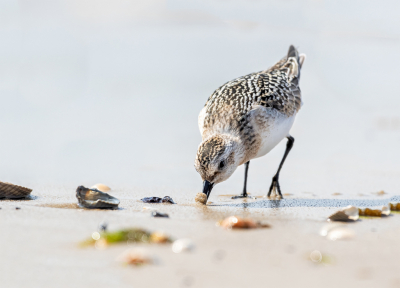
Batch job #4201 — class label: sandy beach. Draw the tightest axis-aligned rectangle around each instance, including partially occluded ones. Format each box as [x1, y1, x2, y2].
[1, 186, 400, 288]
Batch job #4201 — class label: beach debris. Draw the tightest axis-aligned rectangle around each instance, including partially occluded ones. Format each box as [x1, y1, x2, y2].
[309, 250, 333, 265]
[91, 183, 111, 192]
[172, 238, 195, 253]
[332, 192, 342, 196]
[142, 206, 156, 212]
[390, 203, 400, 211]
[0, 181, 32, 199]
[320, 223, 355, 241]
[141, 196, 175, 204]
[15, 207, 21, 210]
[149, 231, 170, 243]
[359, 206, 390, 217]
[216, 216, 270, 229]
[98, 222, 108, 232]
[372, 190, 386, 196]
[328, 206, 359, 222]
[195, 193, 207, 204]
[76, 186, 120, 209]
[327, 227, 355, 241]
[80, 228, 172, 247]
[151, 211, 169, 218]
[116, 248, 153, 266]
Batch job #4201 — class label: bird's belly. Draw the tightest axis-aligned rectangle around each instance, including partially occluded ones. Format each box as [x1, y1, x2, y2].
[253, 111, 296, 159]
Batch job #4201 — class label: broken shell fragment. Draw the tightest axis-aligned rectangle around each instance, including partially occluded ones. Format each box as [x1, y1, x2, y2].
[195, 192, 207, 205]
[390, 203, 400, 211]
[90, 183, 111, 192]
[141, 196, 176, 204]
[0, 181, 32, 199]
[151, 211, 169, 218]
[328, 206, 359, 222]
[149, 232, 170, 243]
[76, 186, 119, 209]
[172, 238, 195, 253]
[117, 248, 152, 266]
[217, 216, 269, 229]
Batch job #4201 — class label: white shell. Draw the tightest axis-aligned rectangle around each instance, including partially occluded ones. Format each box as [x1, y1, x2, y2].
[381, 205, 391, 216]
[172, 239, 195, 253]
[320, 223, 355, 241]
[327, 228, 356, 241]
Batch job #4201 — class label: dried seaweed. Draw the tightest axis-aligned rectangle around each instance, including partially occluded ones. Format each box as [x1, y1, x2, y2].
[141, 196, 176, 204]
[80, 228, 172, 247]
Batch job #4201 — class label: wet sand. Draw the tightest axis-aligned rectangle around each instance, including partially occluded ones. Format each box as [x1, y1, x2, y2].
[1, 186, 399, 288]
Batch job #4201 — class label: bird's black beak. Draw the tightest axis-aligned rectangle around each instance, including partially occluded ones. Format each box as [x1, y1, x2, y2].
[202, 180, 214, 200]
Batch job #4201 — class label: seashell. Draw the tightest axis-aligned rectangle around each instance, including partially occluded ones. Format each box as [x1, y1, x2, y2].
[76, 186, 119, 209]
[326, 227, 355, 241]
[195, 192, 207, 204]
[0, 181, 32, 199]
[90, 183, 111, 192]
[116, 248, 152, 266]
[218, 216, 258, 229]
[389, 203, 400, 211]
[320, 223, 355, 241]
[328, 205, 359, 222]
[172, 238, 195, 253]
[381, 205, 391, 216]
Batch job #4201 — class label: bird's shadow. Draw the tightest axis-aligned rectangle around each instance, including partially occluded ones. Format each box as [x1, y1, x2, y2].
[210, 196, 400, 209]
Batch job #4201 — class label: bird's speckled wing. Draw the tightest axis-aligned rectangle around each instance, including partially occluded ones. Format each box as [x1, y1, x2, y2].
[201, 52, 302, 135]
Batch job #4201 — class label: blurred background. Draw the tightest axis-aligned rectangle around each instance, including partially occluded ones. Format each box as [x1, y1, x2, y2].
[1, 0, 399, 196]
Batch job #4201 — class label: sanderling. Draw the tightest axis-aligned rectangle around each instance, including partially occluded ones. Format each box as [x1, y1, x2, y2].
[195, 45, 305, 202]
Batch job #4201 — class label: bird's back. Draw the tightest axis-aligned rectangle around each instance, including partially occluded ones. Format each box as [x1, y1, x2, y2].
[199, 45, 304, 139]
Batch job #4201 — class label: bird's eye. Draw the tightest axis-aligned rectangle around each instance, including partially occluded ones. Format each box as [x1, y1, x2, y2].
[219, 161, 225, 169]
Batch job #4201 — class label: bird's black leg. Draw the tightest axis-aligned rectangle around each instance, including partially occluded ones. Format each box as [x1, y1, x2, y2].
[268, 136, 295, 198]
[232, 161, 252, 199]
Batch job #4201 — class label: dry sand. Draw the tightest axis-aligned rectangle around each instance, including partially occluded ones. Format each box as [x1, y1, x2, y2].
[1, 186, 399, 288]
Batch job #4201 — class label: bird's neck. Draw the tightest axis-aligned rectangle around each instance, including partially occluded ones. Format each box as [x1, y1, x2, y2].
[217, 133, 248, 166]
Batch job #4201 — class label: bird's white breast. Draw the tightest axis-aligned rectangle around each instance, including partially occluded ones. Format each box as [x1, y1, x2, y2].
[250, 106, 296, 159]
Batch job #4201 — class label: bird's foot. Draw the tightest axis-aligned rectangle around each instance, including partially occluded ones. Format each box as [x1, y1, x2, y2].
[267, 177, 283, 199]
[231, 192, 255, 200]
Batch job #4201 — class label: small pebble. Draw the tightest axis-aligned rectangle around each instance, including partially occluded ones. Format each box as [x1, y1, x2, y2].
[98, 222, 108, 232]
[195, 193, 207, 205]
[172, 239, 195, 253]
[151, 211, 169, 218]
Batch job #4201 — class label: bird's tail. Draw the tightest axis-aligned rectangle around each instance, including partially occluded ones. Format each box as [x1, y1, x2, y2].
[267, 45, 305, 86]
[282, 45, 306, 82]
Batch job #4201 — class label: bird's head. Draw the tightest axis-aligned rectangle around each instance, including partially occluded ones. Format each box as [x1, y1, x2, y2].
[194, 134, 241, 200]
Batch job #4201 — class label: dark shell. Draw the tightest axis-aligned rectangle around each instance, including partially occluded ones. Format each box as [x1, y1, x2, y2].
[141, 196, 176, 204]
[76, 186, 120, 209]
[151, 211, 169, 218]
[0, 182, 32, 199]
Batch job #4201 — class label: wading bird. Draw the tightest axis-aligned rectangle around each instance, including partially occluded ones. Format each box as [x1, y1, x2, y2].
[195, 45, 305, 202]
